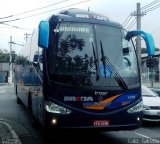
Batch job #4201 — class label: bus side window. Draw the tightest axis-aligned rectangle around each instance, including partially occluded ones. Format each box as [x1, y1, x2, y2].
[33, 51, 43, 72]
[123, 47, 129, 56]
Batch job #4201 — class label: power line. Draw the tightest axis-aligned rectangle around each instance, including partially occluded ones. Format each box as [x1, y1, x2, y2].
[0, 0, 68, 21]
[126, 18, 136, 31]
[131, 0, 160, 14]
[12, 0, 69, 17]
[11, 42, 24, 47]
[0, 22, 19, 28]
[0, 1, 91, 30]
[0, 22, 33, 30]
[141, 0, 160, 10]
[0, 0, 91, 23]
[14, 0, 92, 20]
[122, 14, 132, 26]
[142, 4, 160, 13]
[0, 18, 20, 23]
[122, 0, 160, 29]
[0, 15, 13, 19]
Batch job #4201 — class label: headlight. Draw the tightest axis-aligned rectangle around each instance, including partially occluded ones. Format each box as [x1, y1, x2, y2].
[143, 105, 151, 110]
[45, 101, 71, 114]
[127, 101, 143, 113]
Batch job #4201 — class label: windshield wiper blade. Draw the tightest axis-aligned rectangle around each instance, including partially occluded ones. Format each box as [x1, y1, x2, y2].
[100, 40, 128, 90]
[100, 41, 107, 78]
[76, 43, 100, 85]
[92, 42, 100, 81]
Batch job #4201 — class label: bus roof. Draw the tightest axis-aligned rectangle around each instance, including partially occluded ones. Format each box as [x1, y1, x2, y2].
[49, 8, 122, 27]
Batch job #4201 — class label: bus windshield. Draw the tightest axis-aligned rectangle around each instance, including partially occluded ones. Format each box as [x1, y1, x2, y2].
[47, 22, 139, 87]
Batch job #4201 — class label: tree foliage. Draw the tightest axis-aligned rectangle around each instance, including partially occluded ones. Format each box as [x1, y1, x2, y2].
[0, 49, 17, 63]
[0, 49, 31, 64]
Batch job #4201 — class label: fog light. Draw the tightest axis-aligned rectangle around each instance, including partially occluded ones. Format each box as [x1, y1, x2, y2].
[137, 117, 140, 121]
[51, 118, 57, 125]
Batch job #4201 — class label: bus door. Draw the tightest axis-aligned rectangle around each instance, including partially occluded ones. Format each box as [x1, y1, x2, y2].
[29, 62, 39, 120]
[32, 50, 44, 125]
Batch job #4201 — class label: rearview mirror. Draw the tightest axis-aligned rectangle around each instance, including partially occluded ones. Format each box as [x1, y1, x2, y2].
[125, 30, 155, 56]
[38, 20, 49, 49]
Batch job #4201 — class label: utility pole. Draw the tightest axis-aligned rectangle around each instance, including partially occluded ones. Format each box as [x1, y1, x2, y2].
[132, 3, 145, 65]
[136, 3, 142, 64]
[8, 36, 13, 84]
[131, 2, 146, 82]
[8, 36, 24, 84]
[24, 33, 31, 42]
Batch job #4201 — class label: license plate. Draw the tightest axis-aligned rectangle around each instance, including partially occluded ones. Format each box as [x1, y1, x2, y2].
[93, 120, 109, 126]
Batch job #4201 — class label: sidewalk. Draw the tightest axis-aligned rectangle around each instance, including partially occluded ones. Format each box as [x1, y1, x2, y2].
[0, 119, 22, 144]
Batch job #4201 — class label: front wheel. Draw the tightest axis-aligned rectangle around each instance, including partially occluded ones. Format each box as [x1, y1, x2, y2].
[15, 86, 21, 104]
[16, 96, 21, 104]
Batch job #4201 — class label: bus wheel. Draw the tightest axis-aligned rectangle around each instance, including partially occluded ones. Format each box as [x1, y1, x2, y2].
[16, 86, 21, 104]
[16, 96, 21, 104]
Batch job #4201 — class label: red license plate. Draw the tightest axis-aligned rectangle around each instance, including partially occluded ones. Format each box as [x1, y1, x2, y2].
[93, 120, 109, 126]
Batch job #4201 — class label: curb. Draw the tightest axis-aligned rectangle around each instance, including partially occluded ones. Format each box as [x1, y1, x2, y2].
[0, 119, 22, 144]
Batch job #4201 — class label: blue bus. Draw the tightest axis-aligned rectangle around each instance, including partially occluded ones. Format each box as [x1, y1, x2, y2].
[14, 8, 155, 130]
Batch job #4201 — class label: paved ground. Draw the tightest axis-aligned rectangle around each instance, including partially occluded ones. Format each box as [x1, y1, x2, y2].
[0, 119, 22, 144]
[0, 83, 22, 144]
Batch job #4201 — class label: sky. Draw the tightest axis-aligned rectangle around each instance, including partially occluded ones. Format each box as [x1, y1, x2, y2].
[0, 0, 160, 53]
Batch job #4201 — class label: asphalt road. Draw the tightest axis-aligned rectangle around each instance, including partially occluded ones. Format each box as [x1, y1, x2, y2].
[0, 84, 160, 144]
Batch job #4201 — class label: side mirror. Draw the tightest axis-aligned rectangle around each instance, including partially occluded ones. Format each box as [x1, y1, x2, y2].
[38, 20, 49, 49]
[125, 30, 155, 57]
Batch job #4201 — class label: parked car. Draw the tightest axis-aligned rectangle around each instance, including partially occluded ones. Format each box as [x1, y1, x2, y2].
[142, 85, 160, 122]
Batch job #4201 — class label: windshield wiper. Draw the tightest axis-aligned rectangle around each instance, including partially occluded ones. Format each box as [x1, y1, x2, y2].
[92, 42, 100, 81]
[75, 42, 100, 86]
[100, 40, 128, 90]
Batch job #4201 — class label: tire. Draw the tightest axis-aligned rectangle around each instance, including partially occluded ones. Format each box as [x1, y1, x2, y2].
[15, 86, 22, 104]
[16, 96, 21, 104]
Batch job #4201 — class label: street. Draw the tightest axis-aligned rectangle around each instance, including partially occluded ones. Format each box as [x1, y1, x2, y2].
[0, 84, 160, 144]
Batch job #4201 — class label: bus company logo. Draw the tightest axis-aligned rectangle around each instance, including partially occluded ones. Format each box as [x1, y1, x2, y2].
[75, 14, 107, 21]
[64, 96, 93, 102]
[95, 91, 108, 96]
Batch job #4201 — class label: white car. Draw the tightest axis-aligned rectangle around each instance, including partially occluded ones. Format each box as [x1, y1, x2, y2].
[142, 85, 160, 122]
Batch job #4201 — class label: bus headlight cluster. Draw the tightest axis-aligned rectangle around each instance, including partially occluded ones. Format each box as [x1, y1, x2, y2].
[45, 101, 71, 114]
[127, 101, 143, 113]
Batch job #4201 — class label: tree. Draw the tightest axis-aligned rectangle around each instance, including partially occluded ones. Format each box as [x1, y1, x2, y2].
[0, 49, 17, 63]
[15, 55, 30, 65]
[0, 49, 10, 63]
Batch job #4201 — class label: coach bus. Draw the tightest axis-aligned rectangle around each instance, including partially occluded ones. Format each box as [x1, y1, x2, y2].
[14, 8, 155, 130]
